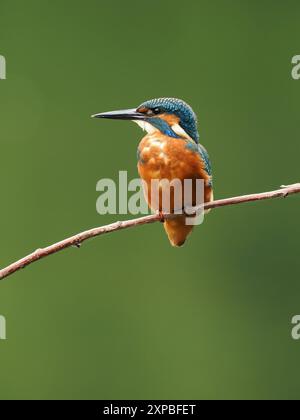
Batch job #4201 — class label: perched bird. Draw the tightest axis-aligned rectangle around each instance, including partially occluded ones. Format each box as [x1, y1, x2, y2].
[93, 98, 213, 246]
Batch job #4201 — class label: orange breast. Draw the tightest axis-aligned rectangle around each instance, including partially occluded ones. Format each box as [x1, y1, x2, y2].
[137, 134, 212, 213]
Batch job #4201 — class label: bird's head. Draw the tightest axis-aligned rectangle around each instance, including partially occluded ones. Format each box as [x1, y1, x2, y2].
[92, 98, 199, 143]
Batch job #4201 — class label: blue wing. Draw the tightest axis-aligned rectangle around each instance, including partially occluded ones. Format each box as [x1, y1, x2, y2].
[185, 141, 213, 186]
[198, 144, 212, 178]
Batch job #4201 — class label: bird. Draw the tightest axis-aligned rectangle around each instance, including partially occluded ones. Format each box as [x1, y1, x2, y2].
[92, 98, 213, 247]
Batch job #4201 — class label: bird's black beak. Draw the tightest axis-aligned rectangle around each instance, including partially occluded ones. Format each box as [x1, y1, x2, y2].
[91, 108, 145, 121]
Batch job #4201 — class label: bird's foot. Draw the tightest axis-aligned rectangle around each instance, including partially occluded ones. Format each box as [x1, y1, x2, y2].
[156, 211, 165, 223]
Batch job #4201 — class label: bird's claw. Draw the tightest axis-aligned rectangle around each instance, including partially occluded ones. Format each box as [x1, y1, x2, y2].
[156, 211, 165, 223]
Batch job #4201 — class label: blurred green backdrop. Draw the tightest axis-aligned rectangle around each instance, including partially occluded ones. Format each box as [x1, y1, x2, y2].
[0, 0, 299, 400]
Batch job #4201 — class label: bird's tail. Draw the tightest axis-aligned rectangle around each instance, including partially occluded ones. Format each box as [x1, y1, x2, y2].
[163, 190, 214, 247]
[164, 216, 194, 247]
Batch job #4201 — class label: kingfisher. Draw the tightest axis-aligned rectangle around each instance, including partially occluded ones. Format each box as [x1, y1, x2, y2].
[92, 98, 213, 247]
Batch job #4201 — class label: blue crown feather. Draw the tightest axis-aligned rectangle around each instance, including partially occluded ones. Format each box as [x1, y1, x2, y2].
[139, 98, 200, 143]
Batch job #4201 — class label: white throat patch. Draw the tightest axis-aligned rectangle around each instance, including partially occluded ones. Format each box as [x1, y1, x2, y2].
[133, 120, 157, 134]
[134, 119, 193, 141]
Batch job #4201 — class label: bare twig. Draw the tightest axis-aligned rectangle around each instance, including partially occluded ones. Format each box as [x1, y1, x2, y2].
[0, 183, 299, 281]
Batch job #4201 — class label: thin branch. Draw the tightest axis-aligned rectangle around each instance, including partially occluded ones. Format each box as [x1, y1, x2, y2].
[0, 183, 299, 281]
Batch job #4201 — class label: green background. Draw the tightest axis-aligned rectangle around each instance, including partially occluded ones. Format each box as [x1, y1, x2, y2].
[0, 0, 299, 400]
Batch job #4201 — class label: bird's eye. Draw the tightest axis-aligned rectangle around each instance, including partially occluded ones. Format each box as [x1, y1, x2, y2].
[146, 107, 161, 116]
